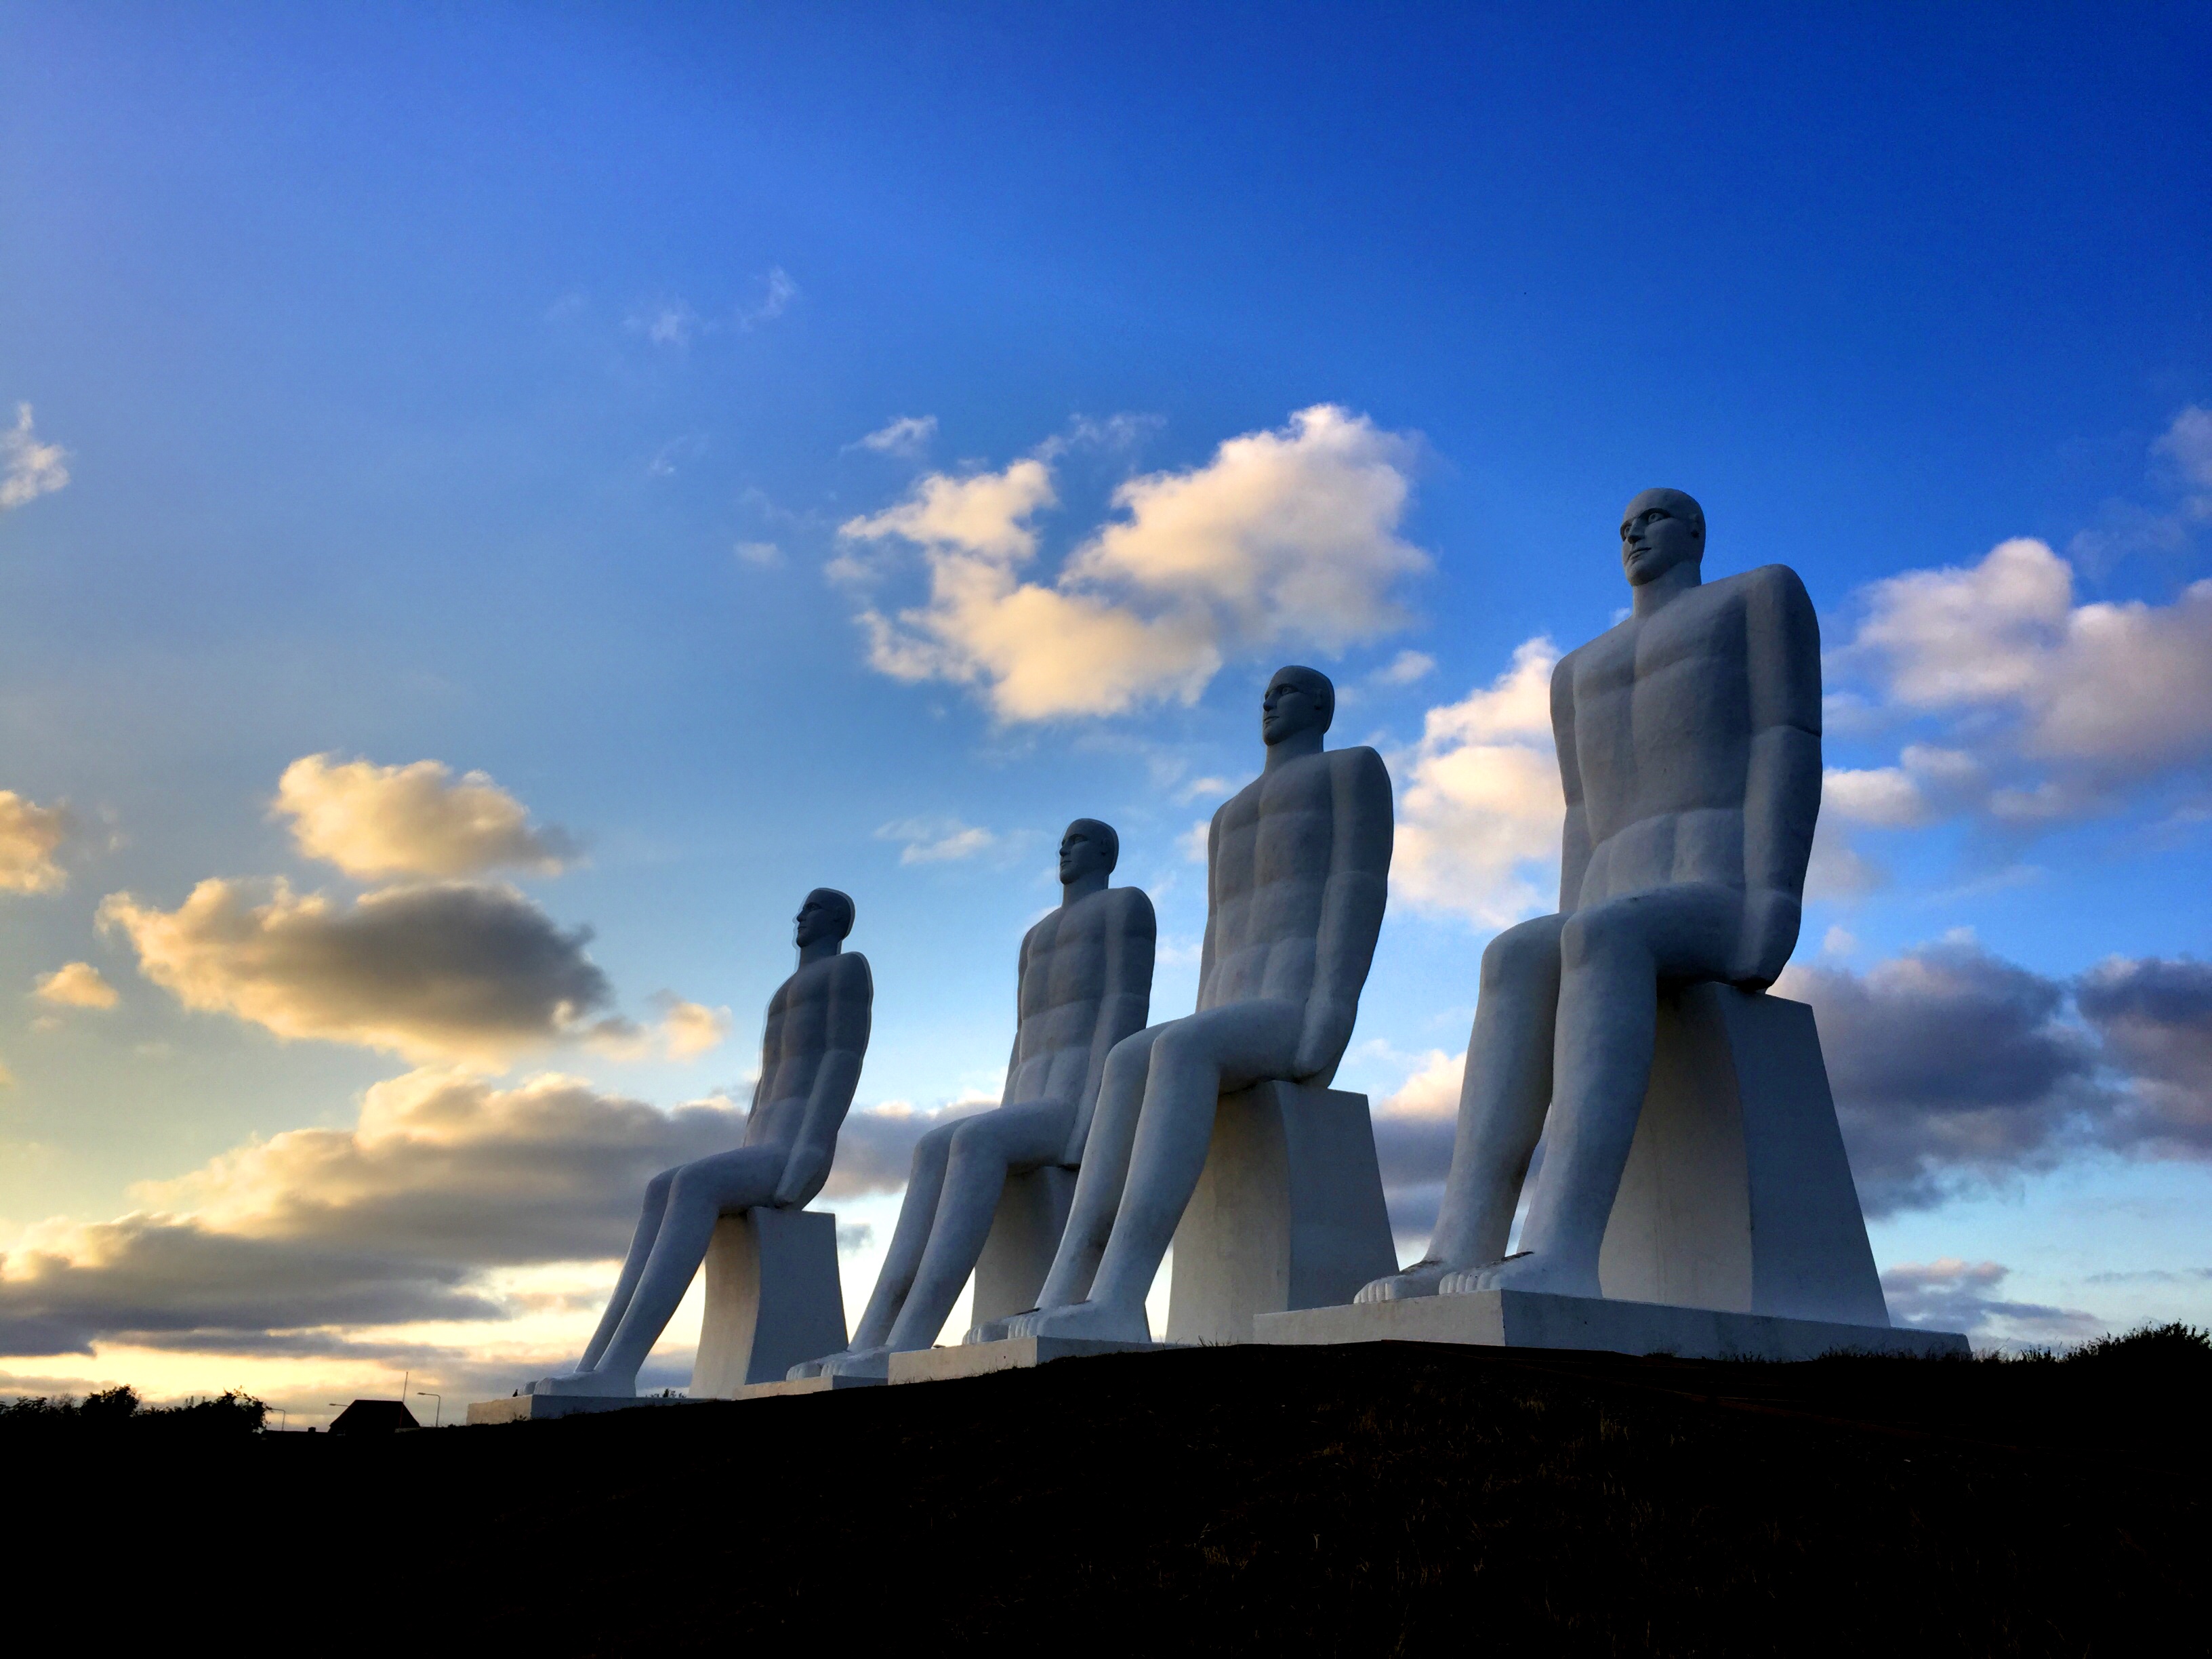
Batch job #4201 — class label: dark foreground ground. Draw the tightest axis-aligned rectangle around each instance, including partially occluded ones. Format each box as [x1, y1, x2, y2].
[14, 1335, 2209, 1654]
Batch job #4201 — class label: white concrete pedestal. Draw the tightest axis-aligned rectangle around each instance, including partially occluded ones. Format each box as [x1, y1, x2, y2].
[465, 1393, 701, 1425]
[1597, 984, 1888, 1326]
[736, 1373, 883, 1399]
[888, 1335, 1160, 1385]
[970, 1165, 1078, 1330]
[1255, 1289, 1968, 1360]
[690, 1207, 848, 1397]
[1165, 1079, 1399, 1345]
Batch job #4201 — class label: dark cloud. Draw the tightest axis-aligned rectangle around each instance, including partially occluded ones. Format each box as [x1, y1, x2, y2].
[1781, 943, 2108, 1214]
[1879, 1259, 2103, 1345]
[818, 1100, 994, 1200]
[99, 878, 626, 1064]
[2076, 955, 2212, 1155]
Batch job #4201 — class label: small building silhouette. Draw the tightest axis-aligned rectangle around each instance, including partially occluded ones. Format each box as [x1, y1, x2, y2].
[330, 1399, 421, 1435]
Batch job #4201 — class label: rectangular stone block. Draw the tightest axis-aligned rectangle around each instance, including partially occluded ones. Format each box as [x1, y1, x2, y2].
[1598, 985, 1889, 1327]
[970, 1164, 1077, 1329]
[691, 1206, 849, 1397]
[735, 1373, 884, 1399]
[464, 1393, 702, 1425]
[887, 1335, 1159, 1385]
[1166, 1079, 1399, 1345]
[1254, 1288, 1969, 1361]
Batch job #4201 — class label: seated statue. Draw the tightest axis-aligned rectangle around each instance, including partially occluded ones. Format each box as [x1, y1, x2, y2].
[1359, 489, 1820, 1304]
[793, 819, 1155, 1378]
[1003, 666, 1392, 1344]
[533, 888, 872, 1396]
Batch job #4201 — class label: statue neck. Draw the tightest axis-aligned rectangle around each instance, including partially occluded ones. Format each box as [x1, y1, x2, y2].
[798, 938, 842, 966]
[1062, 870, 1109, 905]
[1631, 560, 1702, 619]
[1263, 728, 1326, 772]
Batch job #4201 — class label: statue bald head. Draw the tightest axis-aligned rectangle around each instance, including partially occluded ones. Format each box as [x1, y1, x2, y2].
[1619, 489, 1706, 588]
[1059, 818, 1119, 888]
[1262, 665, 1335, 747]
[794, 886, 855, 949]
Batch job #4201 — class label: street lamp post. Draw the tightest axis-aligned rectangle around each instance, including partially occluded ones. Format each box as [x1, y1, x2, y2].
[416, 1390, 443, 1429]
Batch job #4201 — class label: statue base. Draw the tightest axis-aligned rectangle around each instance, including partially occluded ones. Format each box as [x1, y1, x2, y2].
[691, 1206, 849, 1397]
[888, 1335, 1160, 1385]
[1165, 1079, 1398, 1345]
[1253, 1289, 1967, 1361]
[736, 1373, 884, 1399]
[464, 1392, 703, 1425]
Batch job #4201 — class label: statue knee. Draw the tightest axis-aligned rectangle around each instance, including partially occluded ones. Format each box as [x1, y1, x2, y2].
[911, 1122, 958, 1179]
[1481, 918, 1560, 989]
[644, 1168, 679, 1204]
[1559, 901, 1642, 971]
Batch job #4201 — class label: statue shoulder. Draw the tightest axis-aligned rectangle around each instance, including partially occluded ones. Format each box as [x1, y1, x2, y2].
[1107, 884, 1158, 932]
[1719, 562, 1813, 609]
[1329, 743, 1393, 800]
[832, 951, 874, 997]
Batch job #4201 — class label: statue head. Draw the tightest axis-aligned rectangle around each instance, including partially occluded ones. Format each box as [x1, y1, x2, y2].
[1261, 665, 1335, 747]
[1618, 489, 1706, 588]
[1059, 819, 1119, 888]
[794, 887, 855, 949]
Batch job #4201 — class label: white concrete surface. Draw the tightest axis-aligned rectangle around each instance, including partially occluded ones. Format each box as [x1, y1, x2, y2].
[464, 1393, 702, 1425]
[691, 1206, 850, 1395]
[1166, 1080, 1399, 1345]
[888, 1334, 1160, 1385]
[736, 1373, 883, 1399]
[1256, 1288, 1967, 1360]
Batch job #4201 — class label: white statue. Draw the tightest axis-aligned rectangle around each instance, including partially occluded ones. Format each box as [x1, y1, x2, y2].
[1000, 666, 1393, 1345]
[792, 821, 1155, 1379]
[532, 888, 872, 1396]
[1359, 489, 1822, 1304]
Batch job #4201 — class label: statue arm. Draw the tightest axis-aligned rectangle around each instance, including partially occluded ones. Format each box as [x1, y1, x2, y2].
[1195, 808, 1223, 1006]
[1298, 748, 1394, 1079]
[999, 930, 1032, 1109]
[1553, 655, 1591, 914]
[1736, 567, 1823, 987]
[774, 955, 874, 1206]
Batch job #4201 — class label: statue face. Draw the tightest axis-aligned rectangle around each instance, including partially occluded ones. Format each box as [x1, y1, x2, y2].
[1261, 671, 1330, 747]
[1059, 822, 1113, 887]
[1619, 490, 1703, 587]
[792, 890, 844, 948]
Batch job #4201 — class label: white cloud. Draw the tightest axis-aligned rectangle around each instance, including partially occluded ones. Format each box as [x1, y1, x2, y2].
[98, 878, 621, 1067]
[654, 997, 731, 1061]
[839, 406, 1429, 721]
[735, 540, 783, 569]
[1392, 638, 1565, 927]
[0, 792, 70, 894]
[630, 299, 702, 348]
[1847, 536, 2212, 785]
[1374, 649, 1437, 687]
[34, 962, 117, 1010]
[2154, 403, 2212, 510]
[1176, 775, 1235, 804]
[876, 817, 999, 865]
[1179, 819, 1210, 863]
[0, 405, 68, 510]
[273, 754, 575, 880]
[738, 266, 797, 329]
[853, 415, 938, 457]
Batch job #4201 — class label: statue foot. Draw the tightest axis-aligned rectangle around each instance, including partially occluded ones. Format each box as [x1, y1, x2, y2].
[820, 1345, 895, 1380]
[1004, 1300, 1151, 1344]
[785, 1355, 832, 1380]
[529, 1370, 636, 1398]
[965, 1313, 1025, 1345]
[1439, 1251, 1600, 1298]
[1354, 1259, 1461, 1303]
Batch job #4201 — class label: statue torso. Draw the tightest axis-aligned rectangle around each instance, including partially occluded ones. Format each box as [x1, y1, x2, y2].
[1202, 747, 1380, 1010]
[1561, 569, 1776, 909]
[745, 954, 863, 1147]
[1007, 888, 1143, 1110]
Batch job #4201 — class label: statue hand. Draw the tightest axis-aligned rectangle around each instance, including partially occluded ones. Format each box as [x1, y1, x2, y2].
[1295, 999, 1357, 1080]
[1731, 888, 1801, 990]
[773, 1139, 834, 1208]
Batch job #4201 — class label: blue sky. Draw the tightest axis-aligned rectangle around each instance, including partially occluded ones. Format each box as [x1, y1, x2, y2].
[2, 4, 2209, 1414]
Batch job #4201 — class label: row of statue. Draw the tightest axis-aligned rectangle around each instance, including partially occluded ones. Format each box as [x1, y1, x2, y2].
[529, 488, 1826, 1395]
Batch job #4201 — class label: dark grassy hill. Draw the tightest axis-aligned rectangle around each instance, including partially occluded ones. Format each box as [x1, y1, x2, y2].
[14, 1335, 2207, 1654]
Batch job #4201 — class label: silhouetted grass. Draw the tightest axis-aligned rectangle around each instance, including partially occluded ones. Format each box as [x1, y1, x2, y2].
[12, 1334, 2205, 1654]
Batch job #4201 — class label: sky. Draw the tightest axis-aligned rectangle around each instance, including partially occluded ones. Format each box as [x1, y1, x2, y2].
[2, 3, 2209, 1420]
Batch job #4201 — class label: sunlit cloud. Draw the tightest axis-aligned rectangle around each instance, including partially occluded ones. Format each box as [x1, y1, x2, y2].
[274, 754, 576, 880]
[840, 405, 1429, 720]
[98, 878, 622, 1068]
[33, 962, 117, 1010]
[875, 816, 1000, 865]
[851, 414, 937, 457]
[0, 791, 71, 894]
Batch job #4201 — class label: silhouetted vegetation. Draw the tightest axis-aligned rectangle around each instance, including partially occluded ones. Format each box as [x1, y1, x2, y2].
[11, 1331, 2205, 1652]
[0, 1385, 266, 1439]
